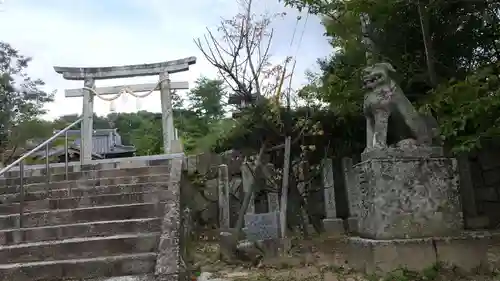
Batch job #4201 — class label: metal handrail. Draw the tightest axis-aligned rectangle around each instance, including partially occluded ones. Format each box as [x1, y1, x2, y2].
[0, 117, 83, 177]
[0, 117, 83, 229]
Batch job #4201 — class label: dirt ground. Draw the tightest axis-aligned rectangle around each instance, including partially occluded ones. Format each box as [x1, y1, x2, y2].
[189, 235, 500, 281]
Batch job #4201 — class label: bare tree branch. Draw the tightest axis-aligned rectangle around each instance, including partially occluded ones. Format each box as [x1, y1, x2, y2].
[194, 0, 281, 102]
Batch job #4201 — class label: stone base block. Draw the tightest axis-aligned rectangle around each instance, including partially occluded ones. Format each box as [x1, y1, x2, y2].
[345, 233, 489, 274]
[356, 155, 463, 239]
[243, 212, 280, 242]
[346, 237, 436, 273]
[323, 218, 345, 235]
[259, 238, 283, 257]
[361, 146, 443, 161]
[306, 224, 316, 235]
[434, 234, 489, 271]
[346, 217, 358, 234]
[465, 216, 490, 230]
[155, 273, 180, 281]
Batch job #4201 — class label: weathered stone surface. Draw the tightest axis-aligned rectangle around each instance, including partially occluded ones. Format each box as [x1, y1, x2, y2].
[323, 188, 337, 219]
[346, 217, 358, 234]
[1, 165, 171, 187]
[241, 163, 255, 214]
[346, 159, 361, 220]
[155, 157, 183, 279]
[362, 62, 439, 150]
[267, 193, 279, 212]
[323, 218, 345, 235]
[0, 182, 169, 205]
[258, 238, 283, 258]
[3, 154, 178, 179]
[243, 212, 280, 241]
[0, 190, 174, 215]
[456, 154, 480, 223]
[465, 216, 490, 229]
[361, 145, 443, 161]
[346, 232, 493, 274]
[434, 234, 489, 271]
[346, 237, 437, 273]
[218, 165, 230, 229]
[322, 158, 334, 189]
[155, 197, 181, 273]
[235, 239, 264, 264]
[196, 153, 213, 175]
[186, 155, 198, 175]
[342, 157, 359, 234]
[0, 154, 183, 281]
[0, 253, 157, 281]
[219, 230, 238, 262]
[355, 156, 463, 239]
[0, 203, 164, 229]
[477, 149, 500, 171]
[87, 275, 155, 281]
[0, 218, 161, 246]
[323, 157, 337, 221]
[0, 233, 160, 263]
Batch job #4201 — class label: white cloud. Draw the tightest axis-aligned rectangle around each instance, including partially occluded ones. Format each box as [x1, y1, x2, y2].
[0, 0, 332, 120]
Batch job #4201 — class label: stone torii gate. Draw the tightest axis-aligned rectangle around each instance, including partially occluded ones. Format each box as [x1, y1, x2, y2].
[54, 57, 196, 164]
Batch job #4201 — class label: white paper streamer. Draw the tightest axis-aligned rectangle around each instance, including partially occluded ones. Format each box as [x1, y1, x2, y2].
[109, 100, 116, 113]
[135, 97, 142, 111]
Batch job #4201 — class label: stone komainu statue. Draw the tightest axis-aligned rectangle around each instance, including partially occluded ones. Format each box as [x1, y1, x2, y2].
[362, 62, 439, 151]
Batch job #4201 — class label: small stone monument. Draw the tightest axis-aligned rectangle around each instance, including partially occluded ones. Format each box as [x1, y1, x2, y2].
[243, 211, 281, 242]
[265, 163, 279, 212]
[241, 162, 255, 214]
[218, 164, 230, 229]
[342, 157, 359, 234]
[322, 158, 344, 234]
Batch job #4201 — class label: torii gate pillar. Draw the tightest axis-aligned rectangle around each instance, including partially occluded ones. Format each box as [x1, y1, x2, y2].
[54, 57, 196, 163]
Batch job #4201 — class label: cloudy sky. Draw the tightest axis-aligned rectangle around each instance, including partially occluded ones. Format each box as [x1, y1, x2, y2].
[0, 0, 332, 119]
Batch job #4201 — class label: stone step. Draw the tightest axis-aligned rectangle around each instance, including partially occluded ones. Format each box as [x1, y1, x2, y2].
[0, 252, 157, 281]
[0, 190, 173, 215]
[0, 218, 161, 246]
[0, 165, 171, 186]
[0, 232, 160, 264]
[84, 274, 154, 281]
[0, 182, 169, 204]
[0, 203, 163, 229]
[3, 156, 173, 179]
[0, 174, 170, 195]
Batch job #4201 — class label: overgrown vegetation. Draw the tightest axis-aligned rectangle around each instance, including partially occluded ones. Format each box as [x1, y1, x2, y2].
[0, 42, 54, 164]
[279, 0, 500, 153]
[2, 1, 499, 161]
[2, 0, 500, 278]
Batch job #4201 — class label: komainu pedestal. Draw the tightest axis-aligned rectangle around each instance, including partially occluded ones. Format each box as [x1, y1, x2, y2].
[356, 148, 463, 239]
[345, 62, 485, 273]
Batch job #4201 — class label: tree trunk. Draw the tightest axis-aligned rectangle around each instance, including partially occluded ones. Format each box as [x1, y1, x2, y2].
[234, 143, 267, 236]
[288, 170, 310, 239]
[417, 0, 438, 88]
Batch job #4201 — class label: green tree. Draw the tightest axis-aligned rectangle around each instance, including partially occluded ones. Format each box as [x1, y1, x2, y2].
[282, 0, 500, 152]
[0, 42, 54, 164]
[109, 111, 163, 155]
[188, 77, 226, 122]
[176, 77, 228, 153]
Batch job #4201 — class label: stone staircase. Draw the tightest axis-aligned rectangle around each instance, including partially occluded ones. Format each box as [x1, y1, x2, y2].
[0, 155, 184, 281]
